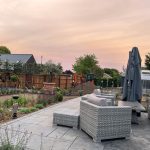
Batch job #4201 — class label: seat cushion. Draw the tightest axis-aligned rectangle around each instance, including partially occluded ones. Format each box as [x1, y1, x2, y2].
[87, 94, 108, 106]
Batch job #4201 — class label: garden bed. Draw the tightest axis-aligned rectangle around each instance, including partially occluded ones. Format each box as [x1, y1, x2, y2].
[0, 93, 78, 124]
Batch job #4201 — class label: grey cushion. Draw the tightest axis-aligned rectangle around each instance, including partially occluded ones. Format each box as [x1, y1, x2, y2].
[81, 96, 88, 100]
[87, 94, 108, 106]
[106, 99, 113, 106]
[93, 89, 101, 95]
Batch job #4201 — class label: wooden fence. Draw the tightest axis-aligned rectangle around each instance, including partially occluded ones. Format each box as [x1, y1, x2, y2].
[0, 73, 83, 89]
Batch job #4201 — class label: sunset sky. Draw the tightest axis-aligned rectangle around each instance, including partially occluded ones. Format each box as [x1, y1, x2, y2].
[0, 0, 150, 71]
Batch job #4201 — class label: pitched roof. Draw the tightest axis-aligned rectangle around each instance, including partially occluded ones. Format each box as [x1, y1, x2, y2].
[103, 73, 112, 79]
[0, 54, 35, 64]
[63, 70, 73, 74]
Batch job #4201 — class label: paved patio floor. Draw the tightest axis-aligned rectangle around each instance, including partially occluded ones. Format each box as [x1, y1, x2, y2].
[1, 97, 150, 150]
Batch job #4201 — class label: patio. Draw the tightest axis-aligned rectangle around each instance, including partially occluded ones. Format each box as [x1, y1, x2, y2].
[1, 97, 150, 150]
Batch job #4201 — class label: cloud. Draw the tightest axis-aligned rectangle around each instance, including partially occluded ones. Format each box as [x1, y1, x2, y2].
[0, 0, 150, 70]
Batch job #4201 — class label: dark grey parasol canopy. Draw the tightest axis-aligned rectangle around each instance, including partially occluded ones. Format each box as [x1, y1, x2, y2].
[122, 47, 142, 102]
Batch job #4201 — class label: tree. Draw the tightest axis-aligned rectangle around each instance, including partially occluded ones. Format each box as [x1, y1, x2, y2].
[0, 46, 11, 54]
[93, 66, 104, 78]
[44, 60, 63, 82]
[145, 53, 150, 70]
[13, 62, 23, 74]
[2, 60, 13, 73]
[73, 54, 103, 77]
[103, 68, 121, 87]
[34, 64, 45, 74]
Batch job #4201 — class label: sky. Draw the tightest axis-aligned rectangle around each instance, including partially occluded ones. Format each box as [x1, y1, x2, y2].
[0, 0, 150, 71]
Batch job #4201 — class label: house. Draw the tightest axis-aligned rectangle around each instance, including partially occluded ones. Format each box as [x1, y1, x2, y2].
[0, 54, 36, 86]
[103, 73, 112, 79]
[63, 70, 73, 75]
[0, 54, 36, 64]
[141, 70, 150, 94]
[121, 69, 150, 94]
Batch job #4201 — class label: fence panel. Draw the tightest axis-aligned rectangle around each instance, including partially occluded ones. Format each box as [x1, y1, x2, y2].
[0, 74, 82, 89]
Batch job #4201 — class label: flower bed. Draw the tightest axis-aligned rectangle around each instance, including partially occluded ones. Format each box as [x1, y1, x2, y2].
[0, 87, 77, 123]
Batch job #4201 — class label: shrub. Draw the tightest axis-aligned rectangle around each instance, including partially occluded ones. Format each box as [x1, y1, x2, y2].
[0, 101, 2, 108]
[19, 107, 38, 114]
[37, 99, 48, 107]
[17, 97, 28, 107]
[55, 87, 63, 93]
[32, 86, 38, 94]
[29, 107, 38, 112]
[54, 87, 63, 102]
[55, 91, 63, 102]
[0, 108, 11, 121]
[27, 99, 36, 107]
[19, 108, 31, 114]
[61, 89, 70, 96]
[35, 104, 44, 109]
[3, 99, 13, 108]
[0, 108, 3, 120]
[9, 90, 14, 95]
[1, 89, 6, 95]
[5, 90, 9, 95]
[0, 126, 31, 150]
[10, 74, 18, 82]
[11, 89, 15, 94]
[0, 108, 3, 113]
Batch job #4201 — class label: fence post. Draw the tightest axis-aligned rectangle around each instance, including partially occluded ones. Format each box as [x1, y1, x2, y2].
[58, 75, 60, 87]
[65, 76, 68, 89]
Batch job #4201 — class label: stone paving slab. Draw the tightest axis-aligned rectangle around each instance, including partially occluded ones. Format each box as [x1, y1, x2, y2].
[27, 134, 73, 150]
[69, 136, 103, 150]
[48, 126, 70, 139]
[0, 97, 150, 150]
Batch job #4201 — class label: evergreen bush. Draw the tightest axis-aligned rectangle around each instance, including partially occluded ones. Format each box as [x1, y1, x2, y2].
[35, 104, 44, 109]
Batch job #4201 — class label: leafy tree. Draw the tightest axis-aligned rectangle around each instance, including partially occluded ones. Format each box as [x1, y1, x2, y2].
[145, 53, 150, 70]
[34, 64, 45, 74]
[13, 62, 23, 74]
[0, 46, 11, 54]
[73, 54, 103, 77]
[2, 60, 13, 73]
[93, 66, 104, 78]
[103, 68, 121, 87]
[44, 60, 63, 82]
[21, 63, 37, 74]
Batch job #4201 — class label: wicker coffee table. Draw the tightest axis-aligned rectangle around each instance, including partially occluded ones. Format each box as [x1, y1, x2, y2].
[53, 109, 80, 129]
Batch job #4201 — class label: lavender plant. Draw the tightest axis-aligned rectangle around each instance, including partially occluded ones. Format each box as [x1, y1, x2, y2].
[0, 125, 32, 150]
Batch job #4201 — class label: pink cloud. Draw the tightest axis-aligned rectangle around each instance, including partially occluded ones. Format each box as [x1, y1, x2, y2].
[0, 0, 150, 71]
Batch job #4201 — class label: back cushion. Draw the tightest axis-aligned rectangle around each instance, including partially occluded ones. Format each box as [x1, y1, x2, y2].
[87, 94, 108, 106]
[81, 96, 88, 100]
[93, 89, 101, 95]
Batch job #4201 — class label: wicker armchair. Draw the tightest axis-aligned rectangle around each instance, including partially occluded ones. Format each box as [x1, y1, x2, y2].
[80, 100, 132, 142]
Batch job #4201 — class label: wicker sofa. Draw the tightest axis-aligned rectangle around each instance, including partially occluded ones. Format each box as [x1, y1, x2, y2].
[80, 100, 132, 142]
